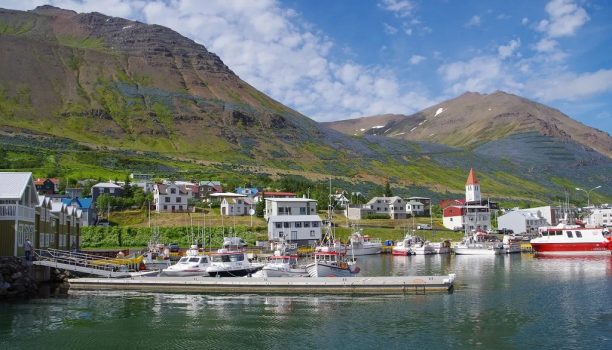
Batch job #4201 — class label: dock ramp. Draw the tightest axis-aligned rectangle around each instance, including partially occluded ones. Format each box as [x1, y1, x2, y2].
[33, 248, 137, 278]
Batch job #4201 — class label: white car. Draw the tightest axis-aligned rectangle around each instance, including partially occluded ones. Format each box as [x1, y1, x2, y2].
[417, 224, 432, 230]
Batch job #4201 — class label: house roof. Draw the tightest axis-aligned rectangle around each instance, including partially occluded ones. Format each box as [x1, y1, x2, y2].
[200, 180, 221, 186]
[265, 198, 316, 203]
[92, 182, 122, 188]
[366, 196, 403, 205]
[210, 192, 247, 198]
[466, 168, 479, 185]
[62, 197, 93, 209]
[0, 172, 38, 204]
[261, 191, 296, 197]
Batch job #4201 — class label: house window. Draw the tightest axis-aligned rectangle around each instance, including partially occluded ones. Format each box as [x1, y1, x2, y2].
[310, 230, 315, 237]
[295, 222, 302, 228]
[176, 197, 181, 203]
[284, 222, 290, 228]
[163, 205, 167, 210]
[300, 207, 306, 215]
[275, 222, 282, 229]
[312, 221, 319, 228]
[304, 222, 310, 228]
[165, 197, 170, 203]
[170, 188, 176, 194]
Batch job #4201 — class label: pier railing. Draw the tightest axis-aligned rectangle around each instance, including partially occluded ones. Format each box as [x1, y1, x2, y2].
[32, 248, 136, 277]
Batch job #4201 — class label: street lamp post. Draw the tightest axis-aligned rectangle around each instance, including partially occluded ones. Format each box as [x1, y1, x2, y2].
[575, 186, 601, 208]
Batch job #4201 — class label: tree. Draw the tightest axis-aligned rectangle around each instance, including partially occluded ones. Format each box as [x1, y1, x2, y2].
[384, 181, 393, 197]
[255, 200, 265, 217]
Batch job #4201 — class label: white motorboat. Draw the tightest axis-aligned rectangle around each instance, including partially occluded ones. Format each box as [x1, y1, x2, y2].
[254, 254, 309, 277]
[206, 249, 264, 277]
[346, 230, 382, 256]
[411, 240, 436, 255]
[305, 251, 360, 278]
[161, 254, 210, 277]
[430, 240, 452, 254]
[454, 232, 504, 255]
[502, 235, 522, 254]
[392, 234, 424, 256]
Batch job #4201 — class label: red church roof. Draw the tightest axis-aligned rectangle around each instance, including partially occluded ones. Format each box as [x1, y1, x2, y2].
[465, 168, 479, 185]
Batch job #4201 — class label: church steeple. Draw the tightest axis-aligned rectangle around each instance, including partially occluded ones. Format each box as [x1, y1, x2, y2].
[465, 168, 481, 202]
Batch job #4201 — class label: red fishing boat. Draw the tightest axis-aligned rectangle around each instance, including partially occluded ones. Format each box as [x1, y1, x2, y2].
[530, 221, 612, 255]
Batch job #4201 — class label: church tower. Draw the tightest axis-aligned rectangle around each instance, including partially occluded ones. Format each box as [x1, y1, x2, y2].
[465, 168, 481, 202]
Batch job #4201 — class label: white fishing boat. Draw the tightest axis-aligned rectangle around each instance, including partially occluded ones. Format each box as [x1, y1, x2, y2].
[161, 247, 210, 277]
[206, 249, 264, 277]
[346, 230, 382, 256]
[305, 251, 360, 277]
[502, 235, 522, 254]
[430, 240, 452, 254]
[254, 254, 309, 277]
[142, 243, 172, 271]
[454, 232, 504, 255]
[411, 240, 436, 255]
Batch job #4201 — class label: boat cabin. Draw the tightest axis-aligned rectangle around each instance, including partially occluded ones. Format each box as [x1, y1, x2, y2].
[210, 252, 246, 263]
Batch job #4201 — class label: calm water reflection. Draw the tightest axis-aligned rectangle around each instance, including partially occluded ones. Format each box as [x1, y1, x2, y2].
[1, 254, 610, 349]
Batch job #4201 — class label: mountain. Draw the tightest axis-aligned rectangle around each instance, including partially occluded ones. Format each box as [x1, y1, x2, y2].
[324, 91, 612, 159]
[0, 6, 610, 203]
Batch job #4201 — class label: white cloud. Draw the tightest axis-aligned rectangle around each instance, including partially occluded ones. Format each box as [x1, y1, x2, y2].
[521, 17, 529, 25]
[438, 56, 522, 95]
[383, 23, 398, 35]
[498, 39, 520, 59]
[534, 38, 558, 52]
[527, 69, 612, 102]
[537, 0, 589, 38]
[378, 0, 414, 18]
[409, 55, 425, 65]
[465, 15, 481, 27]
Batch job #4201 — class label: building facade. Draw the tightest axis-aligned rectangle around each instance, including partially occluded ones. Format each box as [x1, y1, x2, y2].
[588, 207, 612, 227]
[442, 168, 491, 232]
[498, 210, 548, 236]
[265, 198, 321, 245]
[153, 182, 190, 212]
[0, 173, 38, 257]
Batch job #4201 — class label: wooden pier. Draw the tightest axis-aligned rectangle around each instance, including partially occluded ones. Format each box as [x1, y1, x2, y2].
[69, 274, 456, 295]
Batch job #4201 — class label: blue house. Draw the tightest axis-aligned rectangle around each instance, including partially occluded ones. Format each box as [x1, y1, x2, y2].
[62, 197, 96, 227]
[235, 187, 259, 199]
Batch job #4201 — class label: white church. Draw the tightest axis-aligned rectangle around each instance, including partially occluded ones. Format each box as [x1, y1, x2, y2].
[442, 168, 492, 232]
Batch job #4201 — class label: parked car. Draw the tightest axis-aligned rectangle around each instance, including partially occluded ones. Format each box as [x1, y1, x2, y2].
[168, 243, 180, 252]
[417, 224, 432, 230]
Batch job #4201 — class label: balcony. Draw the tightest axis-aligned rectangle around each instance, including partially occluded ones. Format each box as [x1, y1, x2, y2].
[0, 204, 35, 222]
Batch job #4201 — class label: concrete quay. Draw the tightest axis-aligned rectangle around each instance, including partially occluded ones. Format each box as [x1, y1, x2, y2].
[69, 274, 456, 295]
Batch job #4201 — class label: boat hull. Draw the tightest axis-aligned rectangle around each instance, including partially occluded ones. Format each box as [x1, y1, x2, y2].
[391, 248, 412, 256]
[207, 266, 263, 277]
[531, 242, 612, 255]
[306, 263, 355, 278]
[454, 247, 504, 255]
[347, 245, 382, 256]
[161, 269, 209, 277]
[258, 267, 309, 278]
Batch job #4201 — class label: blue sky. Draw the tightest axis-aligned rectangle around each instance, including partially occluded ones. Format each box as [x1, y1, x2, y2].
[3, 0, 612, 133]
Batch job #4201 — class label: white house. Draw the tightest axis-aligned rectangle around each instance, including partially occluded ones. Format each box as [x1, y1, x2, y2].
[588, 207, 612, 227]
[365, 196, 407, 219]
[210, 193, 252, 216]
[0, 172, 38, 257]
[498, 210, 548, 236]
[265, 198, 321, 245]
[153, 182, 190, 212]
[332, 193, 350, 209]
[405, 200, 425, 216]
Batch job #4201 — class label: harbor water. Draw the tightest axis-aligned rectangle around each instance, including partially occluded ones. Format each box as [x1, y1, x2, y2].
[1, 254, 611, 349]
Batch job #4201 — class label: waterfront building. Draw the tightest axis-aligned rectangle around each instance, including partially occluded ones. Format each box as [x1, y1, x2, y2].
[442, 168, 492, 232]
[265, 198, 321, 245]
[0, 172, 39, 257]
[588, 207, 612, 227]
[498, 210, 547, 236]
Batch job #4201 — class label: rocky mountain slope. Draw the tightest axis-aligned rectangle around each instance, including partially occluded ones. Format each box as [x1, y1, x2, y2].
[0, 6, 610, 202]
[324, 91, 612, 159]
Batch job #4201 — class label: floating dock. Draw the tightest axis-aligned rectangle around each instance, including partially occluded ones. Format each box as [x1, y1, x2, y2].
[69, 274, 456, 295]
